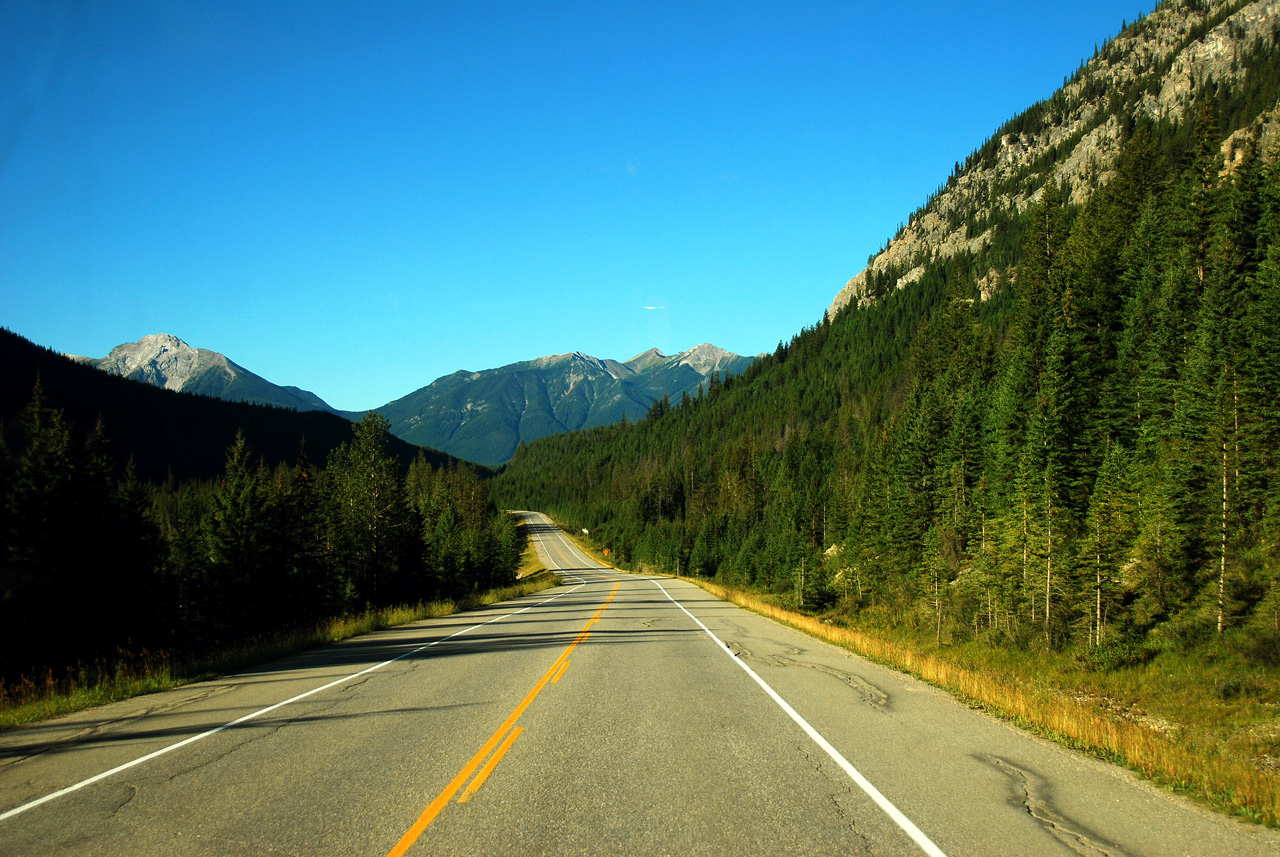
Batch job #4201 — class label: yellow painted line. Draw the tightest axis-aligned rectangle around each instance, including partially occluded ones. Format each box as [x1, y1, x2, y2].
[458, 727, 523, 804]
[385, 581, 620, 857]
[551, 660, 569, 683]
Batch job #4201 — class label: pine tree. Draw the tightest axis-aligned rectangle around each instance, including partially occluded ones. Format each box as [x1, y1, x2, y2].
[204, 431, 274, 640]
[1078, 444, 1137, 645]
[326, 413, 416, 608]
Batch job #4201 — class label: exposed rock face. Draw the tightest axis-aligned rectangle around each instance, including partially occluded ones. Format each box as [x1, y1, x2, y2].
[830, 0, 1280, 315]
[80, 334, 343, 414]
[675, 343, 741, 376]
[90, 334, 237, 392]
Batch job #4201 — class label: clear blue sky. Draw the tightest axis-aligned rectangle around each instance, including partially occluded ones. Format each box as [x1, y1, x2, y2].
[2, 1, 1153, 411]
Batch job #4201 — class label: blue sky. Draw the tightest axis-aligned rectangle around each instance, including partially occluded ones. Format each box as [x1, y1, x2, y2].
[2, 1, 1153, 411]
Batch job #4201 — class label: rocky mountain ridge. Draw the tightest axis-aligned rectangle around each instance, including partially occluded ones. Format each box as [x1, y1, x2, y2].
[76, 335, 756, 466]
[73, 334, 341, 414]
[830, 0, 1280, 313]
[380, 344, 759, 465]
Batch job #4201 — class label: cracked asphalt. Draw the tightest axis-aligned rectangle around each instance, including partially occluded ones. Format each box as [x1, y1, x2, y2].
[1, 513, 1279, 855]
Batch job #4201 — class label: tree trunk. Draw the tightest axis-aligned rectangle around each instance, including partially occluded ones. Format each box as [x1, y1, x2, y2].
[1045, 489, 1053, 643]
[1219, 438, 1227, 636]
[1096, 514, 1103, 648]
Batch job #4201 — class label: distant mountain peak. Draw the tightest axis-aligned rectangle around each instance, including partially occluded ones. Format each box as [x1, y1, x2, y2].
[94, 334, 235, 391]
[82, 333, 342, 415]
[139, 332, 188, 351]
[623, 347, 667, 373]
[383, 343, 758, 464]
[676, 343, 734, 375]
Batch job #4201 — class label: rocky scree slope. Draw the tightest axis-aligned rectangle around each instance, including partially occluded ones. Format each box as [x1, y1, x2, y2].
[831, 0, 1280, 313]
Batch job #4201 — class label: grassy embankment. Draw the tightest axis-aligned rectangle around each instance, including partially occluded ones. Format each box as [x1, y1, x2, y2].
[0, 528, 556, 731]
[554, 524, 1280, 827]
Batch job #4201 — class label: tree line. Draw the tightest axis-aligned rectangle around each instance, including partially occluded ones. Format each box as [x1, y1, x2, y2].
[0, 398, 522, 682]
[495, 105, 1280, 665]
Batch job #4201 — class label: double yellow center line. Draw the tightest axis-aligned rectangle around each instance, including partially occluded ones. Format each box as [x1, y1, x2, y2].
[385, 581, 620, 856]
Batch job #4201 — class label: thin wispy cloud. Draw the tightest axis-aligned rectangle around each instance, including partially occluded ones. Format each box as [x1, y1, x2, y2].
[642, 305, 666, 311]
[625, 159, 638, 176]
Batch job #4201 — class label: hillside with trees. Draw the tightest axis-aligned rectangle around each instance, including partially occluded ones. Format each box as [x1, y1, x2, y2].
[495, 3, 1280, 668]
[0, 336, 521, 684]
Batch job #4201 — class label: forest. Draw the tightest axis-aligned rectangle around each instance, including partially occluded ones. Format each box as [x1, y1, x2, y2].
[0, 396, 523, 683]
[495, 100, 1280, 667]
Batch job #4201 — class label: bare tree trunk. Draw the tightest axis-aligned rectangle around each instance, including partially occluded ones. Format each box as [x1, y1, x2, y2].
[1024, 492, 1033, 625]
[1045, 489, 1053, 643]
[1219, 439, 1227, 636]
[1096, 513, 1103, 648]
[935, 566, 942, 646]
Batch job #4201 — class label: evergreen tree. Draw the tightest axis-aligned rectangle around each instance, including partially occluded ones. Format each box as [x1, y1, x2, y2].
[326, 413, 417, 608]
[204, 431, 275, 640]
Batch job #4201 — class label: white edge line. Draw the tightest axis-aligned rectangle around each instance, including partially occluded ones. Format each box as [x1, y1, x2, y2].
[649, 579, 948, 857]
[0, 583, 585, 824]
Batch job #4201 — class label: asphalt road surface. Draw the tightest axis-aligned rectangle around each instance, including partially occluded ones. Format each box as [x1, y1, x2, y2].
[1, 511, 1277, 855]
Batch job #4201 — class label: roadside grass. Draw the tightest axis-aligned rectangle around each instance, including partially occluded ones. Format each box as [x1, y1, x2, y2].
[0, 541, 558, 732]
[516, 541, 549, 579]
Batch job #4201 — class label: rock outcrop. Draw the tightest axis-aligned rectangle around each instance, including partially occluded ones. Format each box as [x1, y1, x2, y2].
[830, 0, 1280, 315]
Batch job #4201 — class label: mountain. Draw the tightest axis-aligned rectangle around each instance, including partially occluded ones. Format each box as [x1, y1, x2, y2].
[78, 334, 756, 466]
[2, 329, 449, 483]
[74, 334, 351, 417]
[495, 0, 1280, 672]
[831, 0, 1280, 314]
[381, 344, 758, 465]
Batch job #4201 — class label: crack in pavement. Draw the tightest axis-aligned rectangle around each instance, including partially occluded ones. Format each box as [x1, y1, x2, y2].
[987, 755, 1127, 857]
[725, 641, 890, 709]
[798, 743, 875, 855]
[159, 718, 291, 786]
[338, 674, 377, 694]
[106, 783, 137, 821]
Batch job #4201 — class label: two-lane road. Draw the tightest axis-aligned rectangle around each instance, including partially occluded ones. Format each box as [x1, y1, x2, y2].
[1, 511, 1277, 855]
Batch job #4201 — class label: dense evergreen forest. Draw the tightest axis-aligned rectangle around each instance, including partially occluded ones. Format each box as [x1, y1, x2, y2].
[0, 389, 522, 683]
[496, 101, 1280, 665]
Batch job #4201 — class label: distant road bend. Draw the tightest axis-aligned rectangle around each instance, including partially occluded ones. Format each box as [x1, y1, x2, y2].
[1, 511, 1277, 855]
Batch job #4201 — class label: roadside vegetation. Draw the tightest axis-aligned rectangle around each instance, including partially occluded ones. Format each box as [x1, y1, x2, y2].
[0, 534, 556, 731]
[0, 402, 546, 727]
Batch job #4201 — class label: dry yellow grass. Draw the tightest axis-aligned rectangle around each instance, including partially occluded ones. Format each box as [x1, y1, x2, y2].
[516, 538, 549, 579]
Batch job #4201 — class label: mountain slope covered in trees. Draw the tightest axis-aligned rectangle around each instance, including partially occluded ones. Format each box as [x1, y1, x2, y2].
[833, 0, 1280, 313]
[0, 328, 450, 483]
[495, 0, 1280, 664]
[382, 344, 756, 465]
[0, 330, 519, 682]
